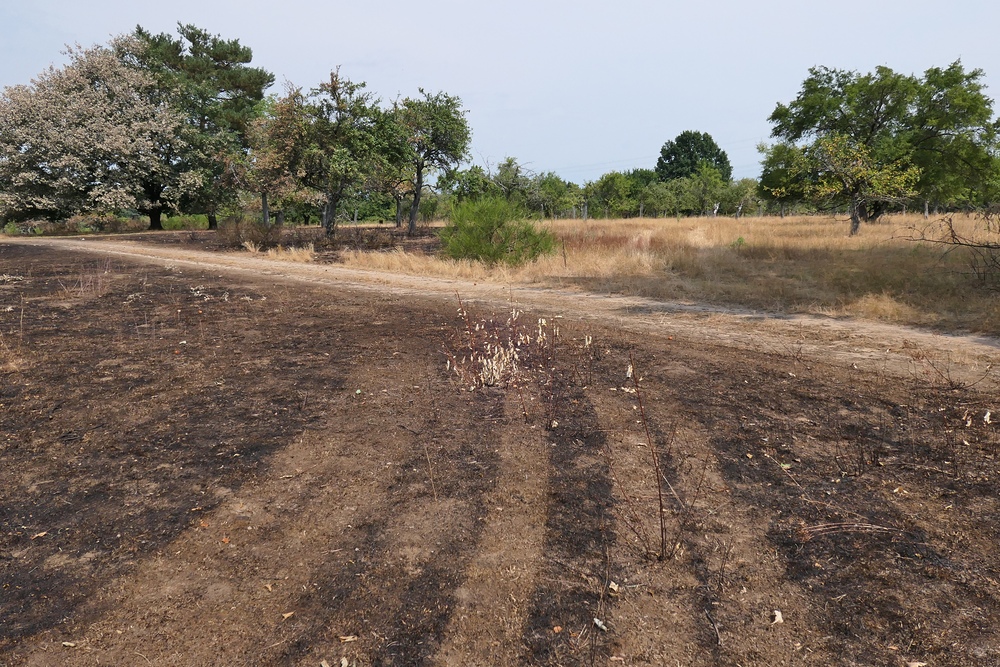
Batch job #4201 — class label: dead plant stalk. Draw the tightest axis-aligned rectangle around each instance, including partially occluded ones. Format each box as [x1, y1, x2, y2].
[628, 351, 668, 560]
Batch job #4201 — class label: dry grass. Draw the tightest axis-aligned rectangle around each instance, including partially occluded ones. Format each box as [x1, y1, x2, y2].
[336, 213, 1000, 333]
[261, 243, 316, 262]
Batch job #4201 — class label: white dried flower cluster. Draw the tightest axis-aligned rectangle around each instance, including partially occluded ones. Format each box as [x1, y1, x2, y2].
[449, 307, 556, 389]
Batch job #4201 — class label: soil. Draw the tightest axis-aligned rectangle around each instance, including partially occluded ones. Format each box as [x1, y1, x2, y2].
[2, 234, 1000, 666]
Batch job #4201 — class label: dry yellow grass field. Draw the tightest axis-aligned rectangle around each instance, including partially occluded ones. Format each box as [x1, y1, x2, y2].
[338, 213, 1000, 334]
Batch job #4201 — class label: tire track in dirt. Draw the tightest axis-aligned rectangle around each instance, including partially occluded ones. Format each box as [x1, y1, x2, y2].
[431, 393, 551, 665]
[582, 343, 840, 665]
[12, 330, 500, 666]
[519, 381, 618, 665]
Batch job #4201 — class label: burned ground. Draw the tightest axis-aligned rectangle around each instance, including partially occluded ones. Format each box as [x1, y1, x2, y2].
[2, 240, 999, 666]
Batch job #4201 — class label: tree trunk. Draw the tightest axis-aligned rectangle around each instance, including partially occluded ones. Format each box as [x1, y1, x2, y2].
[276, 210, 285, 226]
[407, 166, 424, 236]
[261, 192, 270, 226]
[207, 213, 218, 230]
[394, 197, 403, 228]
[148, 208, 163, 231]
[849, 196, 863, 236]
[322, 201, 334, 236]
[924, 200, 930, 219]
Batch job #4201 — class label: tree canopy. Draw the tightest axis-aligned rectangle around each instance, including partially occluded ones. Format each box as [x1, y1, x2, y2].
[0, 40, 195, 223]
[655, 131, 732, 182]
[124, 23, 274, 228]
[765, 61, 999, 232]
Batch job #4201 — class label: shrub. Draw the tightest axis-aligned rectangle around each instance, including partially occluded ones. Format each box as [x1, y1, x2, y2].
[439, 197, 556, 266]
[162, 214, 208, 230]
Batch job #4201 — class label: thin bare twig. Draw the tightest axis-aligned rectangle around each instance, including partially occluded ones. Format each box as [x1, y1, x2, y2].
[629, 350, 667, 560]
[705, 609, 723, 646]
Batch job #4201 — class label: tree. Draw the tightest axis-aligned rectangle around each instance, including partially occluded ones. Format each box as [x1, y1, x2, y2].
[534, 172, 582, 218]
[767, 62, 998, 231]
[624, 168, 658, 217]
[266, 70, 388, 235]
[240, 90, 314, 225]
[908, 62, 999, 210]
[490, 157, 537, 207]
[398, 89, 471, 235]
[0, 40, 196, 223]
[722, 178, 762, 217]
[639, 181, 679, 217]
[758, 142, 810, 216]
[124, 24, 274, 229]
[687, 162, 728, 216]
[365, 109, 415, 227]
[440, 165, 497, 203]
[656, 130, 732, 182]
[585, 172, 635, 218]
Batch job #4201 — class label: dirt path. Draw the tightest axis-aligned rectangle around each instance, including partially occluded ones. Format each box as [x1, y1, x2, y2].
[3, 239, 1000, 666]
[9, 236, 1000, 388]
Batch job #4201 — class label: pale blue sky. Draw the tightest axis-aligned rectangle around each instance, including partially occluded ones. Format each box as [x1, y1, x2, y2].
[3, 0, 997, 183]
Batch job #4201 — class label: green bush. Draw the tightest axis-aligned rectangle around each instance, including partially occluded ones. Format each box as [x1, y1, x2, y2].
[162, 214, 209, 230]
[439, 197, 557, 266]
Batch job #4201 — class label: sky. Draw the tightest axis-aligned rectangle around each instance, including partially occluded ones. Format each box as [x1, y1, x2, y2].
[3, 0, 998, 184]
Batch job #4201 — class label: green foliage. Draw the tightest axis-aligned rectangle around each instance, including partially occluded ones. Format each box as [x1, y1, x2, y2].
[440, 197, 557, 266]
[122, 24, 274, 228]
[909, 62, 999, 206]
[639, 180, 682, 217]
[583, 169, 667, 218]
[259, 71, 391, 234]
[442, 160, 582, 219]
[687, 163, 727, 214]
[766, 61, 999, 230]
[131, 24, 274, 140]
[441, 165, 497, 202]
[585, 171, 634, 218]
[758, 142, 810, 210]
[535, 171, 582, 218]
[656, 131, 732, 181]
[810, 134, 919, 232]
[161, 214, 210, 230]
[721, 178, 762, 217]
